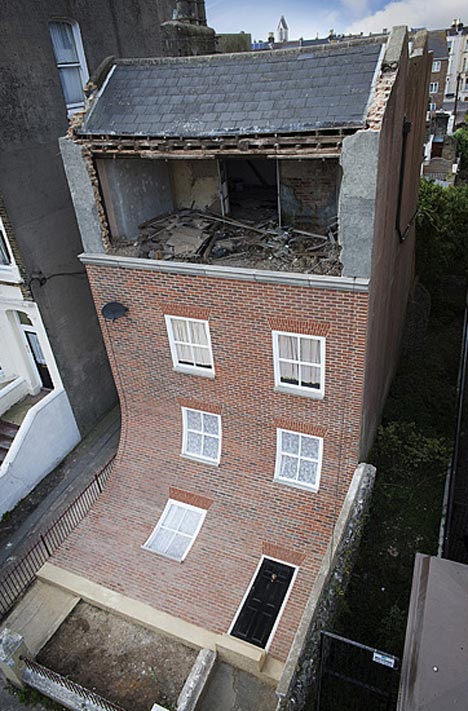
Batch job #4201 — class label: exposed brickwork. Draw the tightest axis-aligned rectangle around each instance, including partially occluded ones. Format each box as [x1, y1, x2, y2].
[268, 317, 330, 337]
[177, 397, 223, 414]
[280, 160, 339, 230]
[168, 487, 214, 509]
[52, 266, 369, 663]
[163, 303, 211, 320]
[272, 419, 327, 438]
[262, 543, 306, 567]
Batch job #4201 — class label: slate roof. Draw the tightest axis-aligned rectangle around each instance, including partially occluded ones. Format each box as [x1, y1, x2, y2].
[427, 30, 448, 60]
[81, 42, 384, 138]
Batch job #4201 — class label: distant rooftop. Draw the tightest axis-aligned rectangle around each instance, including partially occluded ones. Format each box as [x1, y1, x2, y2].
[427, 29, 448, 59]
[80, 41, 384, 139]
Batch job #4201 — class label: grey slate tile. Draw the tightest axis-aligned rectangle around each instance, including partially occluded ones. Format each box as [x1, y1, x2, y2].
[81, 42, 384, 137]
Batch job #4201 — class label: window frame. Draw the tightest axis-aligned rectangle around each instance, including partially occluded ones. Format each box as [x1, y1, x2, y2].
[0, 216, 21, 283]
[48, 19, 89, 116]
[142, 499, 207, 562]
[165, 315, 215, 378]
[432, 60, 441, 73]
[429, 82, 439, 94]
[274, 427, 323, 492]
[272, 330, 325, 399]
[181, 407, 222, 465]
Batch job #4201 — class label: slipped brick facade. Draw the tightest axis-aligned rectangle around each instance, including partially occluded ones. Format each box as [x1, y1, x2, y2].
[52, 265, 369, 663]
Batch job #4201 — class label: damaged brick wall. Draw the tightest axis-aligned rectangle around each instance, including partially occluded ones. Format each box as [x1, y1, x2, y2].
[280, 160, 340, 231]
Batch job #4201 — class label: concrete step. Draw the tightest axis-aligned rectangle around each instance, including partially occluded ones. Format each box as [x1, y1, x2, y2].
[1, 580, 79, 656]
[0, 420, 19, 439]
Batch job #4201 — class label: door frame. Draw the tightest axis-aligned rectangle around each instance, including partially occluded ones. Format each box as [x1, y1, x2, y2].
[227, 554, 299, 652]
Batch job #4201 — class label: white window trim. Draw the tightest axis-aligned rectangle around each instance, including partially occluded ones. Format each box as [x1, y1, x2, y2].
[142, 499, 207, 562]
[274, 428, 323, 492]
[272, 330, 325, 399]
[429, 82, 439, 94]
[181, 407, 222, 466]
[432, 60, 441, 72]
[227, 555, 299, 653]
[49, 19, 89, 116]
[165, 314, 215, 378]
[0, 216, 21, 284]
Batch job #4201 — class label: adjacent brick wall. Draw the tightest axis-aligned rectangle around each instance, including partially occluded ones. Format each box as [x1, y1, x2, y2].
[280, 160, 340, 231]
[52, 266, 368, 663]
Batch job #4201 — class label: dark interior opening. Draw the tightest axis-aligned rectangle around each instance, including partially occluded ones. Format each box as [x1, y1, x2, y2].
[224, 158, 277, 224]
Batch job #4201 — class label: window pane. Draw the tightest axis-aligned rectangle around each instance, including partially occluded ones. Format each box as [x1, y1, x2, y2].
[26, 332, 47, 365]
[282, 431, 299, 454]
[278, 334, 298, 360]
[172, 318, 188, 342]
[187, 409, 202, 430]
[176, 342, 193, 364]
[300, 337, 321, 364]
[187, 432, 202, 454]
[164, 503, 185, 530]
[300, 364, 321, 389]
[301, 436, 319, 459]
[167, 533, 190, 560]
[189, 320, 208, 346]
[49, 22, 79, 63]
[203, 413, 219, 435]
[58, 66, 84, 105]
[280, 360, 299, 385]
[298, 460, 317, 485]
[179, 509, 202, 535]
[280, 455, 298, 480]
[192, 346, 211, 367]
[0, 232, 10, 265]
[203, 436, 219, 460]
[152, 527, 175, 555]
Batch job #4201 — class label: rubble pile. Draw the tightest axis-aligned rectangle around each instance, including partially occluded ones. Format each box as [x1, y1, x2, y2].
[114, 210, 342, 276]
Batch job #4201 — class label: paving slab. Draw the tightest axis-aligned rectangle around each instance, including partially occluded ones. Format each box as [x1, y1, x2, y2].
[1, 580, 79, 656]
[199, 661, 277, 711]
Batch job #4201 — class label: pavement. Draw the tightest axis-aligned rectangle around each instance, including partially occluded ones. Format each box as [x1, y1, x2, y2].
[0, 406, 120, 570]
[199, 662, 277, 711]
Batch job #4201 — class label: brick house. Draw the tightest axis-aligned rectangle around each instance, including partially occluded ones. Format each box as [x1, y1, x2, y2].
[427, 30, 449, 114]
[41, 26, 430, 690]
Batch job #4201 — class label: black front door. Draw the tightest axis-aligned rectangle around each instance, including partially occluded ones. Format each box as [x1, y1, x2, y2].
[24, 330, 53, 390]
[231, 558, 295, 648]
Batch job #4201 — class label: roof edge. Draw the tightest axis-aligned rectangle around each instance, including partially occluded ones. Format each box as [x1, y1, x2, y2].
[79, 253, 370, 292]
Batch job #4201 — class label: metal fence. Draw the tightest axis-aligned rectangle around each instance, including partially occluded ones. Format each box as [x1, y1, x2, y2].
[22, 657, 126, 711]
[0, 457, 114, 619]
[317, 631, 400, 711]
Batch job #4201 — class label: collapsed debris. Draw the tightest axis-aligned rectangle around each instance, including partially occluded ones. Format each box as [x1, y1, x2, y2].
[110, 210, 342, 276]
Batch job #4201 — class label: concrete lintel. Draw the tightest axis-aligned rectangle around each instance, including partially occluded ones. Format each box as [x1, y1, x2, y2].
[276, 462, 376, 699]
[177, 648, 216, 711]
[37, 564, 283, 684]
[79, 253, 370, 293]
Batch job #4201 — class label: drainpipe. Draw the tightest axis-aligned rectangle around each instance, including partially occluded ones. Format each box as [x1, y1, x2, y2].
[453, 72, 462, 126]
[396, 118, 413, 243]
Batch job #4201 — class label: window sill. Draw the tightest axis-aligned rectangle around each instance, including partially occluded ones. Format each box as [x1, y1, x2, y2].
[181, 452, 220, 467]
[0, 265, 22, 284]
[273, 385, 324, 400]
[173, 365, 215, 379]
[141, 544, 184, 562]
[273, 477, 320, 493]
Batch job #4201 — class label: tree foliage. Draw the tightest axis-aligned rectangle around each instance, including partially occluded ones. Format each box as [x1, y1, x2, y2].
[416, 178, 468, 292]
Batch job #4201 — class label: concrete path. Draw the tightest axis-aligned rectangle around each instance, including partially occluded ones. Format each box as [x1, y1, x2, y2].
[199, 661, 277, 711]
[0, 406, 120, 569]
[1, 580, 79, 656]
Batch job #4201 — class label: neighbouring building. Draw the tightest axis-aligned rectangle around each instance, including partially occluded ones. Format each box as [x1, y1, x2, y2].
[0, 0, 217, 516]
[427, 30, 449, 113]
[446, 19, 468, 102]
[36, 26, 429, 701]
[277, 16, 289, 43]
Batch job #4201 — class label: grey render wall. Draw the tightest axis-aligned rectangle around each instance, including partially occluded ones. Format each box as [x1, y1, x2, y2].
[96, 158, 174, 241]
[359, 37, 431, 457]
[0, 0, 175, 434]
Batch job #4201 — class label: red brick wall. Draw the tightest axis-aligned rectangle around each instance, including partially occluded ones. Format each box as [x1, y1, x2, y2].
[53, 266, 369, 662]
[280, 159, 340, 230]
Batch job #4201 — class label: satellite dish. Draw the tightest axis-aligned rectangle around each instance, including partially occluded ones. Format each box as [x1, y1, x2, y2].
[101, 301, 128, 322]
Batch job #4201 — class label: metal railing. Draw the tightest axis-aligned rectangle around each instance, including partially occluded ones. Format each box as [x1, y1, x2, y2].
[22, 657, 126, 711]
[0, 457, 115, 619]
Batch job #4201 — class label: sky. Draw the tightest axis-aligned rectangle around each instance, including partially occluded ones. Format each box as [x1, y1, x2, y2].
[206, 0, 467, 42]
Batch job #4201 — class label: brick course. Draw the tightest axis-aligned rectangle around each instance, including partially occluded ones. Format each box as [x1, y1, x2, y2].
[52, 266, 369, 663]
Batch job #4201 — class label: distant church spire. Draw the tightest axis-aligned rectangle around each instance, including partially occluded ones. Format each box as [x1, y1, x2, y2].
[277, 15, 289, 43]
